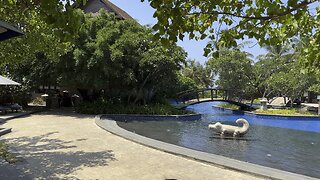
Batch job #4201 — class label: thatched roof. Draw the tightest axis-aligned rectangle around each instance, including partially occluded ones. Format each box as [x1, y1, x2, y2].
[77, 0, 133, 20]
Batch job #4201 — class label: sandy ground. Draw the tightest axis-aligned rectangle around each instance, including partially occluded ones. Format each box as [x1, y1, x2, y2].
[0, 110, 264, 180]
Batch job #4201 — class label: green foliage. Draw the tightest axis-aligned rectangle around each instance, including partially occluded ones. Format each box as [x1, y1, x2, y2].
[141, 0, 319, 73]
[174, 74, 198, 93]
[182, 60, 214, 88]
[262, 45, 316, 105]
[76, 100, 193, 115]
[207, 48, 255, 100]
[59, 11, 187, 104]
[0, 0, 84, 42]
[216, 104, 240, 110]
[205, 42, 319, 103]
[0, 141, 17, 163]
[255, 109, 315, 116]
[0, 3, 75, 91]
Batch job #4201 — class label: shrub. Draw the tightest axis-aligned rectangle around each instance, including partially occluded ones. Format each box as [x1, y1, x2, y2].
[255, 108, 315, 116]
[217, 103, 240, 110]
[76, 101, 193, 115]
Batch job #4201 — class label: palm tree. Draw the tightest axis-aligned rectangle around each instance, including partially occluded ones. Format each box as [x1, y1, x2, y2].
[182, 59, 214, 88]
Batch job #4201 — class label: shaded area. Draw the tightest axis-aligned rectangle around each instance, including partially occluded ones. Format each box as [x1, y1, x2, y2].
[37, 109, 95, 119]
[1, 131, 115, 179]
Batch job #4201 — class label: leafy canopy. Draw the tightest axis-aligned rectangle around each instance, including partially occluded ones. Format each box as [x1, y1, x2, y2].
[58, 11, 187, 104]
[207, 49, 254, 99]
[141, 0, 319, 70]
[0, 0, 85, 40]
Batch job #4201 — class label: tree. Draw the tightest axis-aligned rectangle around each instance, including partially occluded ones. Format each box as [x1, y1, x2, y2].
[265, 64, 315, 107]
[141, 0, 319, 71]
[259, 42, 317, 105]
[0, 0, 84, 41]
[207, 49, 255, 101]
[0, 2, 77, 102]
[254, 44, 295, 98]
[0, 15, 72, 66]
[182, 60, 214, 88]
[0, 0, 81, 66]
[58, 11, 187, 104]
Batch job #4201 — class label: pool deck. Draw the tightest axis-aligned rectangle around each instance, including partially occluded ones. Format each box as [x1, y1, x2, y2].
[0, 110, 265, 179]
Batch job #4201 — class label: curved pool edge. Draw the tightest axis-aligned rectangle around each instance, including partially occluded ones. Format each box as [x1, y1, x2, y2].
[95, 115, 318, 180]
[101, 113, 202, 121]
[212, 105, 320, 120]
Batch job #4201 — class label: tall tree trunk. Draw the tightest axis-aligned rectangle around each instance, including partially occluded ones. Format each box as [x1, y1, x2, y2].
[133, 73, 152, 104]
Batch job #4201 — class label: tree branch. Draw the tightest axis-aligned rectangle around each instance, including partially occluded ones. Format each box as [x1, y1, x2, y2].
[189, 0, 315, 21]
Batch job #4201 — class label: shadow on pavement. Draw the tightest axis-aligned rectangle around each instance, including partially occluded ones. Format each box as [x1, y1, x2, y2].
[1, 131, 116, 179]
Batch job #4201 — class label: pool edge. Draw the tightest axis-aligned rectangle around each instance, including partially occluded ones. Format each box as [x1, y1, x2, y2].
[95, 115, 319, 180]
[212, 105, 320, 119]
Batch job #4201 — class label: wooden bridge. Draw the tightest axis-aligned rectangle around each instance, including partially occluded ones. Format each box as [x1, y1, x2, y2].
[174, 88, 254, 111]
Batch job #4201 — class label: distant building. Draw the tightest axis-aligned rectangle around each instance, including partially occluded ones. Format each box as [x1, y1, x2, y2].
[75, 0, 133, 20]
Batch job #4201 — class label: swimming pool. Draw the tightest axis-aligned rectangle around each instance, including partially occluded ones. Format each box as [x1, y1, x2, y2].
[117, 101, 320, 178]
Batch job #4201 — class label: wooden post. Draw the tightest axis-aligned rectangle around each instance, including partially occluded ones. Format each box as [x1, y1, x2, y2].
[211, 89, 213, 100]
[197, 93, 199, 102]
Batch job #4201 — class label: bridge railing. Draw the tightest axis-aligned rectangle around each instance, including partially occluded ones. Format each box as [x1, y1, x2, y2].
[175, 88, 227, 104]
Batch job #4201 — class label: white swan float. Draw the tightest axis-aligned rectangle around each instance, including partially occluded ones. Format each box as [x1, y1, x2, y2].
[208, 118, 250, 136]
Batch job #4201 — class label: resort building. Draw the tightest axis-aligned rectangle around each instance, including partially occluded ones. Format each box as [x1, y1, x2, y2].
[75, 0, 133, 19]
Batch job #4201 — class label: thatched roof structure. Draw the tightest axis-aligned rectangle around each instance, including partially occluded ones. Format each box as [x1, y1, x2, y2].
[76, 0, 133, 20]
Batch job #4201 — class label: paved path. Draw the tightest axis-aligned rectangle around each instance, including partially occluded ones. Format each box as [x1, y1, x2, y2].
[0, 111, 264, 179]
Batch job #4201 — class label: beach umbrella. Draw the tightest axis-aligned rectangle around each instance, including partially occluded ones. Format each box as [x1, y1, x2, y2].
[0, 20, 24, 41]
[0, 75, 20, 86]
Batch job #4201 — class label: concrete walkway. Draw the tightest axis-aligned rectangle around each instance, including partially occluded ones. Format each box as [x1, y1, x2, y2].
[0, 111, 264, 179]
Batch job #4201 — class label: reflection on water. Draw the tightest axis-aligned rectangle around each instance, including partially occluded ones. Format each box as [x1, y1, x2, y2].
[117, 101, 320, 178]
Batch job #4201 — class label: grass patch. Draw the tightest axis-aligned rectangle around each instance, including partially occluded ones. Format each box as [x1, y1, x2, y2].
[255, 108, 316, 116]
[0, 141, 18, 163]
[76, 101, 193, 115]
[217, 104, 240, 110]
[244, 98, 262, 104]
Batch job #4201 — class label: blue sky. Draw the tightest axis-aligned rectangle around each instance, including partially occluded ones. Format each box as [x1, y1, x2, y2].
[110, 0, 267, 63]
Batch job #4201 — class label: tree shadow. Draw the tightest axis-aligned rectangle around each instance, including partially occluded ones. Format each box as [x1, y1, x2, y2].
[37, 109, 96, 120]
[1, 132, 116, 179]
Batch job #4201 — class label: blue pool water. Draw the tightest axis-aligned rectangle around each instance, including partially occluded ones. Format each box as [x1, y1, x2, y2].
[193, 101, 320, 133]
[118, 101, 320, 178]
